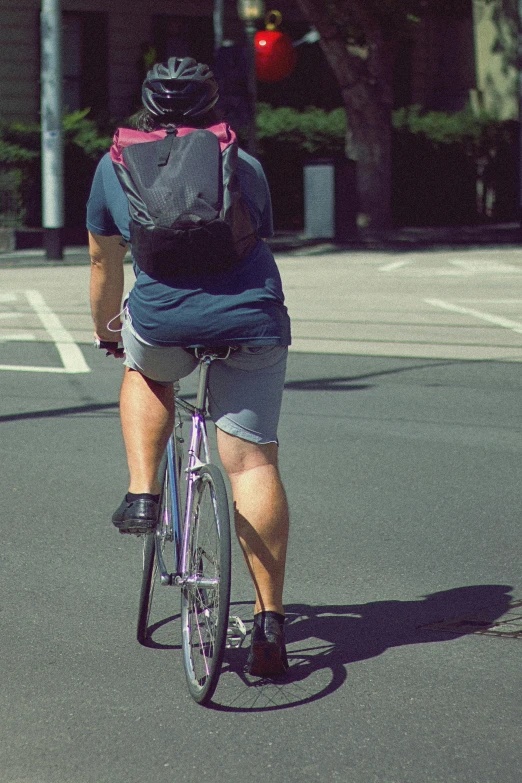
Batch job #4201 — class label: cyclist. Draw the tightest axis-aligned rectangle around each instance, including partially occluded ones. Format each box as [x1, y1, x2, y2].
[87, 57, 290, 676]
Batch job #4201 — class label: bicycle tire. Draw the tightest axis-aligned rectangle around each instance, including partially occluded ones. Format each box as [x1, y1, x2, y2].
[181, 463, 231, 705]
[137, 458, 173, 643]
[137, 534, 156, 643]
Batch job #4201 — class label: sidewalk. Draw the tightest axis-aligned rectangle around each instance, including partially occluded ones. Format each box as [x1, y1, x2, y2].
[0, 238, 521, 362]
[0, 223, 520, 267]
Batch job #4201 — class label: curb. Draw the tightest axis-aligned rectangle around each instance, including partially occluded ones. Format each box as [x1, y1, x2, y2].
[267, 224, 522, 254]
[0, 224, 520, 267]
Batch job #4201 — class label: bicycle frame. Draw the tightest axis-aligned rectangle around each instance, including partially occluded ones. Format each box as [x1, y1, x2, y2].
[138, 348, 242, 698]
[153, 354, 216, 587]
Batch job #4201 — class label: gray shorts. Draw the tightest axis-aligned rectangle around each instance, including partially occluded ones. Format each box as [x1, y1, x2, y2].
[121, 317, 287, 445]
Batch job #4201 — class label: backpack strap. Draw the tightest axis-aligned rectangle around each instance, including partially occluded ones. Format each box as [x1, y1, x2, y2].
[156, 129, 178, 167]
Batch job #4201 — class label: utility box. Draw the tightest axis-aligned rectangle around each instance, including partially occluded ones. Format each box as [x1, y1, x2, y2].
[303, 158, 357, 240]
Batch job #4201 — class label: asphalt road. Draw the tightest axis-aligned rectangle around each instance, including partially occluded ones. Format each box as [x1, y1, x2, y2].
[0, 247, 521, 782]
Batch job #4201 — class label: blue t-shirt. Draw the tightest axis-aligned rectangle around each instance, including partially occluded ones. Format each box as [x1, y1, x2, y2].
[86, 146, 291, 347]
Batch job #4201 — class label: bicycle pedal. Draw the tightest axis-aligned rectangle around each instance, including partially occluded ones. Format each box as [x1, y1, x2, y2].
[226, 616, 247, 648]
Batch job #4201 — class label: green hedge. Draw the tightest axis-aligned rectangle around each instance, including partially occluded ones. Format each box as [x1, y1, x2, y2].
[1, 104, 518, 230]
[392, 105, 519, 225]
[255, 103, 519, 228]
[256, 103, 346, 157]
[256, 101, 517, 156]
[0, 109, 111, 228]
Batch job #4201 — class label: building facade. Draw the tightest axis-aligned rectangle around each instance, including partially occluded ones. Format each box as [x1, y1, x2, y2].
[0, 0, 518, 126]
[2, 0, 233, 123]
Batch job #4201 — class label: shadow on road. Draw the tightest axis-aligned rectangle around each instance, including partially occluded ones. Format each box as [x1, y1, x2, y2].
[0, 401, 118, 423]
[211, 584, 514, 712]
[283, 360, 458, 393]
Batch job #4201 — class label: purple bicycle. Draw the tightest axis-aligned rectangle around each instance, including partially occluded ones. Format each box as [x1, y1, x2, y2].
[137, 347, 233, 705]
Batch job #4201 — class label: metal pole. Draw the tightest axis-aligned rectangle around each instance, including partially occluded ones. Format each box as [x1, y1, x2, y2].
[41, 0, 64, 260]
[519, 0, 522, 227]
[245, 21, 258, 157]
[214, 0, 224, 54]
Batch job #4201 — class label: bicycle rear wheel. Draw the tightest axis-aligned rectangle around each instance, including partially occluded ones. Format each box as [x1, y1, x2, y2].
[181, 463, 231, 704]
[137, 462, 173, 643]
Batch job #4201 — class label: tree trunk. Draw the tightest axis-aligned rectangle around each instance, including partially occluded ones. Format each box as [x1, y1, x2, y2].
[294, 0, 394, 232]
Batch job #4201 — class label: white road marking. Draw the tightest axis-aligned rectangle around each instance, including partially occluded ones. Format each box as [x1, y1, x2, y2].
[0, 364, 82, 373]
[0, 293, 18, 302]
[0, 312, 22, 319]
[379, 259, 411, 272]
[425, 298, 522, 334]
[456, 299, 522, 304]
[0, 290, 90, 373]
[0, 332, 36, 342]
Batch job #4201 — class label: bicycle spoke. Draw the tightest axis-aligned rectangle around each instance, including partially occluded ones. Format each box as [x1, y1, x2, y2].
[181, 465, 231, 704]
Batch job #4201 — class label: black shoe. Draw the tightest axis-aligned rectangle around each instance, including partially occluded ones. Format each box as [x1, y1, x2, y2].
[245, 611, 289, 677]
[112, 494, 159, 535]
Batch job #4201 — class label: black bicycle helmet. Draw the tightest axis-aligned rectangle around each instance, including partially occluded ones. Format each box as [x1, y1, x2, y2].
[142, 57, 219, 119]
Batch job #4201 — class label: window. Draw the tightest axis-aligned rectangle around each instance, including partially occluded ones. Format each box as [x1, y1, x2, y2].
[62, 12, 108, 119]
[62, 14, 82, 112]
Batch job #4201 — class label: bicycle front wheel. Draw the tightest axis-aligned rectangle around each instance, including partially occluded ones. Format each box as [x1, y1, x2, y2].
[181, 463, 231, 704]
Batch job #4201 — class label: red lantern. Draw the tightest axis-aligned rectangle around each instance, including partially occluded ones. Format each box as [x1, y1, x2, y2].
[254, 10, 297, 82]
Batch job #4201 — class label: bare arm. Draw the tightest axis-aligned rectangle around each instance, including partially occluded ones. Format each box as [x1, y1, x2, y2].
[89, 232, 128, 345]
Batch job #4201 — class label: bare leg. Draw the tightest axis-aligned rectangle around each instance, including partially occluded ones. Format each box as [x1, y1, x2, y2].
[217, 430, 289, 616]
[119, 367, 174, 494]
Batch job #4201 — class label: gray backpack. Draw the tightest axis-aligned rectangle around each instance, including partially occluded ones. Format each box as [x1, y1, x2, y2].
[111, 124, 258, 279]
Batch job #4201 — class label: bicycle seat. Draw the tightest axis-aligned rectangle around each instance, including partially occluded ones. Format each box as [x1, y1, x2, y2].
[191, 346, 240, 360]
